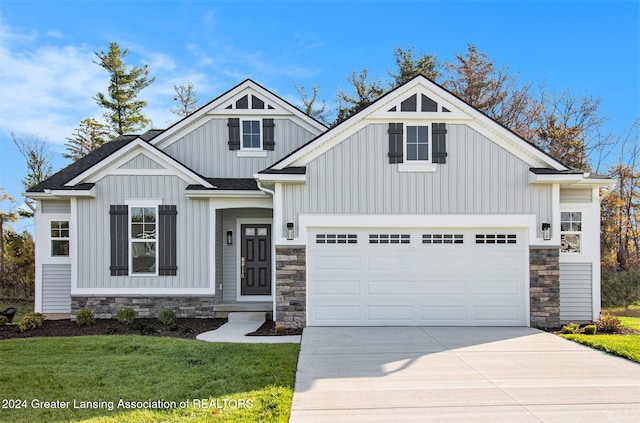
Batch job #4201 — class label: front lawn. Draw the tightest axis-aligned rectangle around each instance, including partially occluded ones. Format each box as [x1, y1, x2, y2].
[560, 316, 640, 364]
[0, 336, 299, 422]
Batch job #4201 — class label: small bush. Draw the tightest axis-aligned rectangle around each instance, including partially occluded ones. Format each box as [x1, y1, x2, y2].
[75, 308, 96, 326]
[158, 307, 177, 326]
[583, 324, 597, 335]
[596, 313, 623, 333]
[561, 323, 579, 334]
[19, 312, 45, 332]
[115, 307, 136, 325]
[0, 315, 8, 325]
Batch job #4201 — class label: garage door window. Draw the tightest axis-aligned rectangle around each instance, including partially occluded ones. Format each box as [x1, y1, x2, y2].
[475, 234, 517, 244]
[316, 234, 357, 244]
[369, 234, 410, 244]
[422, 234, 463, 244]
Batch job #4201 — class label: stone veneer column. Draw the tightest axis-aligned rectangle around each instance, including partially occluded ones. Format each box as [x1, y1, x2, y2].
[275, 246, 306, 329]
[529, 247, 560, 329]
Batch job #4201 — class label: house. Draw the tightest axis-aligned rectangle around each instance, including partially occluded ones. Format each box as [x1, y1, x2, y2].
[26, 76, 615, 329]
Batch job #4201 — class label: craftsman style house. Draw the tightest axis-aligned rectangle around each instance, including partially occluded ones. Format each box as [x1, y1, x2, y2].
[27, 76, 614, 328]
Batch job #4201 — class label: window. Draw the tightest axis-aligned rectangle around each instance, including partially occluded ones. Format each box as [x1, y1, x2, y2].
[316, 234, 357, 244]
[130, 207, 157, 274]
[369, 234, 410, 244]
[405, 125, 430, 161]
[475, 234, 517, 244]
[50, 220, 69, 256]
[242, 120, 261, 149]
[561, 212, 582, 253]
[422, 234, 463, 244]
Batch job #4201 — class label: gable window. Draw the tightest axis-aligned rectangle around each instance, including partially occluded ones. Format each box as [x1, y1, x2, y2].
[50, 220, 69, 257]
[406, 125, 430, 161]
[130, 207, 157, 274]
[242, 120, 261, 149]
[561, 212, 582, 254]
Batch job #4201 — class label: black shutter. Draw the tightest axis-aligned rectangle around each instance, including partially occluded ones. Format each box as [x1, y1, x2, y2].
[388, 123, 404, 164]
[158, 205, 177, 276]
[432, 123, 448, 164]
[109, 205, 128, 276]
[263, 118, 275, 151]
[228, 118, 240, 150]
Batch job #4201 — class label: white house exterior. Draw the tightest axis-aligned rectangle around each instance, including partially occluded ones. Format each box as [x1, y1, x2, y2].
[26, 76, 615, 328]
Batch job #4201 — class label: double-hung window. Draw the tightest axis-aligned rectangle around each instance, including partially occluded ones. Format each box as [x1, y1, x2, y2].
[130, 206, 157, 274]
[242, 120, 261, 149]
[50, 220, 69, 257]
[560, 212, 582, 254]
[405, 125, 430, 162]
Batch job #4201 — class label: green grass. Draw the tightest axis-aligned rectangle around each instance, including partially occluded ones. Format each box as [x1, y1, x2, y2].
[0, 336, 299, 422]
[0, 299, 33, 323]
[560, 313, 640, 364]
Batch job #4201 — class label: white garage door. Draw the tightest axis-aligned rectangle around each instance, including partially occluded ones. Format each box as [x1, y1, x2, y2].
[307, 228, 527, 326]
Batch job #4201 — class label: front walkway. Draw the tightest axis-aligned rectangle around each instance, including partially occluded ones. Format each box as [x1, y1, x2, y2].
[196, 313, 300, 344]
[291, 327, 640, 422]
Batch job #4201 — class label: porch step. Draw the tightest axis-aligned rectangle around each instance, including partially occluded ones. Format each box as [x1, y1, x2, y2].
[227, 312, 267, 323]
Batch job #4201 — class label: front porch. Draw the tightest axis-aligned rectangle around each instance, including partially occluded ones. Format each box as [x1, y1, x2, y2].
[213, 301, 273, 319]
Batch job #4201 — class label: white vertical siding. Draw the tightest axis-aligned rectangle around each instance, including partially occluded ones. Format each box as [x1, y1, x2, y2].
[76, 175, 210, 289]
[282, 124, 552, 223]
[41, 201, 71, 213]
[42, 264, 71, 313]
[560, 263, 593, 322]
[118, 153, 165, 169]
[163, 118, 317, 178]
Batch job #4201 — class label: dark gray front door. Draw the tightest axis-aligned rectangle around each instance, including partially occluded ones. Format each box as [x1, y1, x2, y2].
[240, 224, 272, 295]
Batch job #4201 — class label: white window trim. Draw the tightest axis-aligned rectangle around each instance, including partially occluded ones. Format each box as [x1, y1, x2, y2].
[45, 215, 71, 262]
[404, 123, 432, 163]
[240, 118, 263, 151]
[560, 211, 583, 255]
[126, 199, 162, 277]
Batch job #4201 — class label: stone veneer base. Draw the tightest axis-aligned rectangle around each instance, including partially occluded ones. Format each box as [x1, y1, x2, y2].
[71, 296, 216, 319]
[529, 247, 561, 329]
[275, 246, 306, 329]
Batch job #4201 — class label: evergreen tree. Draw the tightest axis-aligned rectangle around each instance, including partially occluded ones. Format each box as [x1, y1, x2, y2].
[94, 42, 155, 135]
[63, 118, 110, 161]
[388, 46, 439, 87]
[335, 69, 384, 124]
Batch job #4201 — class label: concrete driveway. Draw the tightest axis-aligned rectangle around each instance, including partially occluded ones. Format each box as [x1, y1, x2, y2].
[290, 327, 640, 422]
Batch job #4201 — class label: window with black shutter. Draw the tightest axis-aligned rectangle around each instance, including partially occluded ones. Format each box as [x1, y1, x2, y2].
[228, 118, 240, 150]
[388, 123, 404, 164]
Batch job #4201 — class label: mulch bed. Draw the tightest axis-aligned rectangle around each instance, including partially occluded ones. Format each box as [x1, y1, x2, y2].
[246, 320, 303, 336]
[0, 318, 227, 340]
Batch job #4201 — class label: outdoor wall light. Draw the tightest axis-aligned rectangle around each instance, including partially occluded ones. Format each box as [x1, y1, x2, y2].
[541, 222, 551, 241]
[286, 222, 294, 240]
[227, 230, 233, 245]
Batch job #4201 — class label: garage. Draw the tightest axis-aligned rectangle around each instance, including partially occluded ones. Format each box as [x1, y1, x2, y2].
[307, 228, 528, 326]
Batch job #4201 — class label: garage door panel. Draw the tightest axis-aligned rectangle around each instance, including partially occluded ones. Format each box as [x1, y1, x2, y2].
[307, 228, 527, 326]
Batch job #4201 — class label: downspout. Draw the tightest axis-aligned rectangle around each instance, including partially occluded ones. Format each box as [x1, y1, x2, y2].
[256, 180, 277, 321]
[22, 194, 36, 213]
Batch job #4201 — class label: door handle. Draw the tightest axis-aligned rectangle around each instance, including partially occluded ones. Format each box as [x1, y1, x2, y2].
[241, 256, 246, 279]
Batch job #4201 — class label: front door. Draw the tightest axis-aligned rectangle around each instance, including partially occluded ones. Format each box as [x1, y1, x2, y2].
[240, 224, 272, 295]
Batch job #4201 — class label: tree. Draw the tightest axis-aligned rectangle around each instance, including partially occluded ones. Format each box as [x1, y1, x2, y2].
[294, 84, 331, 125]
[442, 44, 509, 117]
[171, 83, 199, 118]
[388, 46, 439, 87]
[94, 42, 155, 135]
[63, 118, 110, 162]
[10, 131, 53, 190]
[335, 69, 384, 124]
[0, 190, 18, 279]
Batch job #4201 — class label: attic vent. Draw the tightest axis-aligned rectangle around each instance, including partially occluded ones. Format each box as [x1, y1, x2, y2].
[236, 95, 249, 109]
[401, 94, 417, 112]
[251, 95, 265, 109]
[421, 94, 438, 112]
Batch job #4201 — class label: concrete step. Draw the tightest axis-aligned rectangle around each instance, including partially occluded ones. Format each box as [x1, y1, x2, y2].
[227, 312, 266, 323]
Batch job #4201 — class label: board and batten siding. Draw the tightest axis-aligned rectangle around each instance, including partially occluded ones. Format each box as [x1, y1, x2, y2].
[560, 263, 593, 322]
[42, 264, 71, 313]
[282, 123, 552, 223]
[221, 208, 273, 302]
[41, 200, 71, 214]
[163, 118, 317, 178]
[118, 153, 165, 170]
[76, 175, 210, 290]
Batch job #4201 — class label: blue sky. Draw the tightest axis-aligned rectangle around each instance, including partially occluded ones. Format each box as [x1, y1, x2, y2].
[0, 0, 638, 232]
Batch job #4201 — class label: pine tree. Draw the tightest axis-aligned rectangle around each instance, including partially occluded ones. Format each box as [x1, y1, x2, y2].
[388, 46, 439, 87]
[94, 42, 155, 135]
[335, 69, 384, 124]
[64, 118, 110, 161]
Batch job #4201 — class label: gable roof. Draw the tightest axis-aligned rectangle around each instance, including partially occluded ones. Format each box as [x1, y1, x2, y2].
[152, 79, 327, 149]
[267, 74, 570, 172]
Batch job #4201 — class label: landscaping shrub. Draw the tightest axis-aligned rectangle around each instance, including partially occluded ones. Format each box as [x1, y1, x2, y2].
[601, 271, 640, 308]
[75, 308, 95, 326]
[0, 315, 8, 325]
[561, 323, 579, 334]
[115, 307, 136, 325]
[596, 313, 623, 333]
[583, 324, 597, 335]
[19, 312, 45, 332]
[158, 307, 177, 326]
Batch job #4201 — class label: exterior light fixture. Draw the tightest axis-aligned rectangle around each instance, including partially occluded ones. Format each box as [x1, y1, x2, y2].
[227, 230, 233, 245]
[286, 222, 294, 240]
[541, 222, 551, 241]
